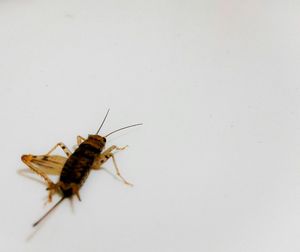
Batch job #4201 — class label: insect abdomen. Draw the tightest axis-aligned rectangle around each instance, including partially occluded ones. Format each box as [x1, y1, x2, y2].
[59, 143, 101, 196]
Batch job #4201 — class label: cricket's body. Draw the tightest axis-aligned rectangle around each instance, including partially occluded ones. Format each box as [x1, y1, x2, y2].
[58, 135, 106, 198]
[21, 109, 141, 227]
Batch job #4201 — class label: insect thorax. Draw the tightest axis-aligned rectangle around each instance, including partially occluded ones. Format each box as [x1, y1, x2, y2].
[84, 135, 106, 150]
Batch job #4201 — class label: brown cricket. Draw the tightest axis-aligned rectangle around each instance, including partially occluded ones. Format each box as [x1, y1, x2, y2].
[21, 110, 141, 227]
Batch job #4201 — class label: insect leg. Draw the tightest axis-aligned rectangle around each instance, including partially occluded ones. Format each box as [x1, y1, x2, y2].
[21, 155, 66, 202]
[21, 155, 66, 175]
[77, 135, 86, 145]
[111, 154, 133, 186]
[46, 182, 63, 203]
[21, 155, 55, 185]
[92, 145, 127, 170]
[93, 145, 133, 186]
[46, 142, 72, 157]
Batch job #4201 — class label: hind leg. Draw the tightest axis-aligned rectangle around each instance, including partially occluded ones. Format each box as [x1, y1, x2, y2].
[21, 154, 66, 202]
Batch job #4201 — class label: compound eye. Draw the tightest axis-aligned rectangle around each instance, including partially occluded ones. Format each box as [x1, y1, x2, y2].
[103, 137, 106, 142]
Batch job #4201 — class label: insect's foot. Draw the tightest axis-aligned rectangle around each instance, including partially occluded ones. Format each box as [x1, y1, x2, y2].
[116, 145, 128, 151]
[124, 181, 134, 187]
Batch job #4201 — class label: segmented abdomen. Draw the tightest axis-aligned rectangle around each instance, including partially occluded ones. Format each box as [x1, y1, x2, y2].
[59, 143, 101, 188]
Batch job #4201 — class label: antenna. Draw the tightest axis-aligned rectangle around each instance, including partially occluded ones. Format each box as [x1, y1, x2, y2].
[105, 123, 143, 137]
[95, 109, 110, 135]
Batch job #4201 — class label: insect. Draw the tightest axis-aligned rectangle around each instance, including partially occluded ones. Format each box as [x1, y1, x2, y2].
[21, 110, 142, 227]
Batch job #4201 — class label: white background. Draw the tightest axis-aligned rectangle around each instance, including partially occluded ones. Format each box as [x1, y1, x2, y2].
[0, 0, 300, 251]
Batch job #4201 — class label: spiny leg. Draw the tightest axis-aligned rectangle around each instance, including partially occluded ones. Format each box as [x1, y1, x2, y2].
[93, 145, 133, 186]
[46, 182, 63, 203]
[21, 155, 55, 186]
[92, 145, 128, 169]
[21, 154, 67, 203]
[21, 154, 67, 175]
[46, 142, 72, 157]
[21, 155, 60, 202]
[102, 145, 128, 157]
[111, 154, 133, 186]
[77, 136, 86, 145]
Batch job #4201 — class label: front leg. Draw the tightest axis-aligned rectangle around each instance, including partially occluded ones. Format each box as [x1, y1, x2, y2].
[77, 135, 86, 145]
[92, 145, 132, 186]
